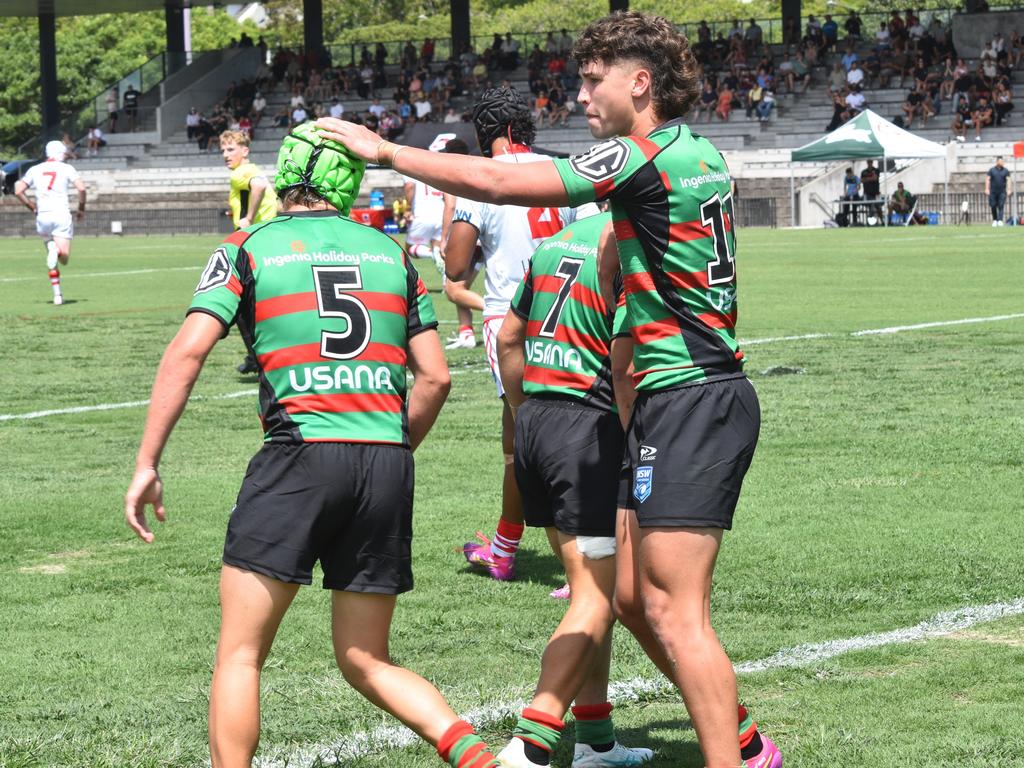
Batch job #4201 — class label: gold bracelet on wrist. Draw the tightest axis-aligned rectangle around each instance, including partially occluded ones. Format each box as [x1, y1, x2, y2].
[390, 145, 407, 168]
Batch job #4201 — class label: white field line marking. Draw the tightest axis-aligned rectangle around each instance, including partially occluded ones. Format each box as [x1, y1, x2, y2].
[4, 313, 1021, 423]
[0, 265, 199, 283]
[253, 597, 1024, 767]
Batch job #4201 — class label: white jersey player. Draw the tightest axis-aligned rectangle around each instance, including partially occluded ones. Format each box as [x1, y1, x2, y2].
[403, 174, 445, 271]
[14, 140, 87, 305]
[444, 86, 596, 583]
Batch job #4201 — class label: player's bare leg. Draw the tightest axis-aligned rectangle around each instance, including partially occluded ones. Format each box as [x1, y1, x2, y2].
[45, 236, 72, 304]
[499, 531, 651, 768]
[464, 399, 524, 581]
[638, 527, 740, 768]
[209, 564, 299, 768]
[331, 590, 502, 768]
[446, 266, 479, 349]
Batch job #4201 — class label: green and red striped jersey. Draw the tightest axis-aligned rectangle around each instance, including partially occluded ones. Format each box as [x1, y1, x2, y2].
[510, 212, 626, 412]
[553, 119, 743, 392]
[187, 210, 438, 446]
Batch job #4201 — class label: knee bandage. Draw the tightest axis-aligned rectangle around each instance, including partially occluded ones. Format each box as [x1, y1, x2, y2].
[576, 535, 616, 560]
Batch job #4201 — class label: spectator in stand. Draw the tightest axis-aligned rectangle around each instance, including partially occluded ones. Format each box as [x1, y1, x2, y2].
[186, 107, 202, 140]
[874, 22, 891, 52]
[757, 87, 776, 122]
[828, 61, 847, 93]
[745, 18, 763, 55]
[716, 82, 734, 121]
[533, 89, 551, 126]
[888, 11, 906, 45]
[777, 52, 795, 92]
[443, 106, 460, 124]
[368, 98, 386, 120]
[122, 84, 141, 132]
[939, 56, 957, 100]
[846, 60, 865, 89]
[845, 85, 866, 116]
[902, 86, 934, 128]
[290, 103, 308, 129]
[271, 104, 289, 128]
[841, 166, 862, 225]
[746, 81, 763, 120]
[950, 109, 968, 142]
[106, 86, 118, 133]
[986, 156, 1012, 225]
[557, 28, 573, 55]
[822, 15, 839, 50]
[695, 81, 717, 122]
[845, 11, 863, 42]
[87, 126, 106, 156]
[413, 92, 432, 122]
[421, 37, 435, 64]
[862, 49, 882, 87]
[783, 16, 800, 46]
[238, 114, 253, 140]
[500, 33, 520, 69]
[842, 43, 859, 72]
[993, 81, 1013, 125]
[972, 97, 994, 140]
[329, 97, 345, 119]
[250, 92, 267, 128]
[548, 84, 571, 125]
[826, 90, 851, 131]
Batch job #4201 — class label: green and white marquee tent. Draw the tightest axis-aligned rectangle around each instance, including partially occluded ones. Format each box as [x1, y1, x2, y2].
[789, 109, 949, 226]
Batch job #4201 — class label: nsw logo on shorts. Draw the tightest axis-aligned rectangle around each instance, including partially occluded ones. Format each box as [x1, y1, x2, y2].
[633, 466, 653, 504]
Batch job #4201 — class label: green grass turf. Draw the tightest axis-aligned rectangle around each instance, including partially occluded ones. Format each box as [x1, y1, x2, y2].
[0, 227, 1022, 767]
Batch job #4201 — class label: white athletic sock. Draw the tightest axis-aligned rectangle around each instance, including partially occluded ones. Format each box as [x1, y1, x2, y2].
[408, 243, 433, 259]
[45, 240, 59, 270]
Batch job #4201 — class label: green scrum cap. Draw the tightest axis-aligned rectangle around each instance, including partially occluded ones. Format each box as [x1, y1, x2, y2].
[275, 122, 366, 215]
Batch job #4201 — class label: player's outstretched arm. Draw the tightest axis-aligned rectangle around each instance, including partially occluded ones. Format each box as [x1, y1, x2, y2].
[496, 309, 528, 411]
[125, 312, 223, 542]
[315, 118, 569, 207]
[406, 329, 451, 451]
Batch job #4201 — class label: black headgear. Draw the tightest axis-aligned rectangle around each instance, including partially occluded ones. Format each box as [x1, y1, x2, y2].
[471, 86, 531, 157]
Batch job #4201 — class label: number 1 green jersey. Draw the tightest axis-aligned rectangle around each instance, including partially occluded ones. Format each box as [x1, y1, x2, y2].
[188, 210, 438, 446]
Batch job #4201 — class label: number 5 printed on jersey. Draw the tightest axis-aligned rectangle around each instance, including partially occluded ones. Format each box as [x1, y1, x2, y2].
[313, 266, 372, 360]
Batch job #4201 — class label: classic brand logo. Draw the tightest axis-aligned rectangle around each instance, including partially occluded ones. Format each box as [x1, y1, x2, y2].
[639, 444, 657, 462]
[569, 139, 629, 182]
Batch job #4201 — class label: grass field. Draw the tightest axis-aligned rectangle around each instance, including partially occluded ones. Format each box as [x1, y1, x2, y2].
[1, 227, 1022, 768]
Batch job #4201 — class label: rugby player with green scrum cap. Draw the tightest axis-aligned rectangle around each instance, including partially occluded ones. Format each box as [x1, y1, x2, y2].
[124, 122, 503, 768]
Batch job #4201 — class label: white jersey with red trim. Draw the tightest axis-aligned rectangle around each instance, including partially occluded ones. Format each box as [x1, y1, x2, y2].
[403, 175, 446, 242]
[22, 161, 80, 216]
[452, 150, 598, 318]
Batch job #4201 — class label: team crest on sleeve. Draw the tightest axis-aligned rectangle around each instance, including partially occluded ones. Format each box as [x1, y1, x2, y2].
[195, 247, 232, 294]
[569, 139, 629, 182]
[633, 466, 653, 503]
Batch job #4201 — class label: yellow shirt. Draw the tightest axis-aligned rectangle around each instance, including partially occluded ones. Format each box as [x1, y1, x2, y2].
[228, 161, 278, 227]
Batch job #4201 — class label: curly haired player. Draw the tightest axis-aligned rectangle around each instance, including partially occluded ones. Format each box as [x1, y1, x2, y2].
[316, 11, 782, 768]
[125, 123, 500, 768]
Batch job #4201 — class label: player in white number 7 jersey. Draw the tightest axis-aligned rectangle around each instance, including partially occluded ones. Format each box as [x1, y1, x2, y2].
[445, 86, 597, 582]
[14, 140, 87, 306]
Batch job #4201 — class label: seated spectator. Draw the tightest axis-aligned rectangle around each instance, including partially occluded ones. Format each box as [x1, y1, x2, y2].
[549, 85, 571, 126]
[842, 44, 860, 72]
[950, 109, 968, 142]
[329, 97, 345, 119]
[888, 182, 913, 217]
[845, 85, 866, 116]
[250, 92, 267, 127]
[533, 89, 551, 126]
[993, 81, 1013, 125]
[271, 105, 289, 128]
[746, 82, 763, 120]
[716, 84, 734, 121]
[695, 81, 717, 122]
[86, 126, 106, 156]
[826, 90, 851, 131]
[828, 62, 847, 93]
[186, 107, 202, 140]
[380, 111, 404, 140]
[289, 103, 308, 129]
[902, 86, 934, 128]
[413, 92, 432, 122]
[756, 87, 776, 121]
[777, 52, 795, 91]
[368, 98, 386, 119]
[846, 60, 865, 88]
[443, 106, 460, 124]
[238, 114, 253, 140]
[972, 97, 994, 140]
[874, 22, 891, 52]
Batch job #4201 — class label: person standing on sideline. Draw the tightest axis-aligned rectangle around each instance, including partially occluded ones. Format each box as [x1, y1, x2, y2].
[315, 11, 782, 768]
[124, 122, 502, 768]
[13, 140, 87, 305]
[986, 156, 1012, 226]
[219, 129, 279, 374]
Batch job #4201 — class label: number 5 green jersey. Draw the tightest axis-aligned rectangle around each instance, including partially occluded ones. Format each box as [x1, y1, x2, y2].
[553, 120, 743, 392]
[188, 210, 438, 446]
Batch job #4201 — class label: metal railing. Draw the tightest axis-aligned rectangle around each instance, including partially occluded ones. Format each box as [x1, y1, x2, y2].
[734, 197, 777, 228]
[916, 191, 1023, 225]
[0, 207, 233, 237]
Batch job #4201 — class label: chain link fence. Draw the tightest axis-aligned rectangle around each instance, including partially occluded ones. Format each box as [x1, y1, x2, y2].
[734, 197, 778, 228]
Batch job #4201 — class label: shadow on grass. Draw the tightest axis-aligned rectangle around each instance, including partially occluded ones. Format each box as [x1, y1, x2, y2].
[458, 545, 566, 590]
[554, 716, 703, 767]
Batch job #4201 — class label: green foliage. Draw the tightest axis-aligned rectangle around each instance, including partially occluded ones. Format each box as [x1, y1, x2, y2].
[0, 9, 254, 156]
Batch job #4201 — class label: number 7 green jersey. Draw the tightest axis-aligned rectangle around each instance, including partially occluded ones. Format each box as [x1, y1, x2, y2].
[188, 210, 438, 446]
